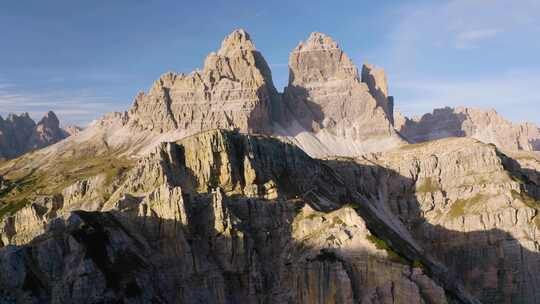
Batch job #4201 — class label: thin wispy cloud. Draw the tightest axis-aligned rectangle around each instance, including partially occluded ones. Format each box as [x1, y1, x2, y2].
[386, 0, 540, 62]
[381, 0, 540, 125]
[0, 85, 129, 126]
[455, 28, 500, 49]
[393, 69, 540, 124]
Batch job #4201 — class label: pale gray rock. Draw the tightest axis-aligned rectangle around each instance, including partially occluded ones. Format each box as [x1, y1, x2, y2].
[0, 130, 474, 303]
[280, 32, 403, 156]
[361, 63, 394, 124]
[127, 29, 278, 135]
[332, 138, 540, 303]
[398, 107, 540, 151]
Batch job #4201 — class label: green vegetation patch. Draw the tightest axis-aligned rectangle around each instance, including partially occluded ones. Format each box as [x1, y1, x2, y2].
[366, 234, 408, 265]
[0, 154, 134, 219]
[447, 194, 486, 219]
[0, 199, 28, 219]
[399, 141, 431, 151]
[416, 177, 440, 193]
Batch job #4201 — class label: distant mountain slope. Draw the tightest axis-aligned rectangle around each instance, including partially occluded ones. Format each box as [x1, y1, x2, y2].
[395, 107, 540, 151]
[0, 111, 76, 159]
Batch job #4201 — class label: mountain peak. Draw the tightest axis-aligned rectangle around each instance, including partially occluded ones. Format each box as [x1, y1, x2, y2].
[38, 110, 60, 128]
[217, 29, 256, 56]
[294, 32, 340, 52]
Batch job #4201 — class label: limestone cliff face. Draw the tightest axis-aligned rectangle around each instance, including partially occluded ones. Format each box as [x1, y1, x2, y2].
[331, 138, 540, 303]
[127, 29, 278, 135]
[280, 33, 403, 156]
[0, 111, 71, 160]
[361, 63, 394, 124]
[397, 107, 540, 151]
[0, 130, 476, 304]
[72, 30, 404, 160]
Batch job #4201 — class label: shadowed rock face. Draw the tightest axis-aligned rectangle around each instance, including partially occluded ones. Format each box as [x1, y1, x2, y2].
[361, 63, 394, 124]
[119, 30, 405, 158]
[330, 137, 540, 303]
[396, 107, 540, 151]
[280, 33, 401, 151]
[0, 130, 479, 304]
[0, 111, 71, 159]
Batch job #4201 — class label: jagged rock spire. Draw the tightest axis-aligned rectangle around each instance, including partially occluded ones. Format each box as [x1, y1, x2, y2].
[282, 32, 403, 154]
[127, 29, 278, 135]
[289, 32, 358, 85]
[217, 29, 256, 56]
[361, 63, 394, 124]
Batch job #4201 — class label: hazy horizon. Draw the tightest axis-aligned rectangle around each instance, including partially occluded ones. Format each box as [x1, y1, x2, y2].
[1, 0, 539, 126]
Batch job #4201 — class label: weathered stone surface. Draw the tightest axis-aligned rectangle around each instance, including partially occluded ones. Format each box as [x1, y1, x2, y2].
[332, 138, 540, 303]
[127, 29, 278, 135]
[4, 29, 540, 304]
[279, 32, 404, 156]
[361, 63, 394, 124]
[0, 130, 470, 304]
[398, 107, 540, 151]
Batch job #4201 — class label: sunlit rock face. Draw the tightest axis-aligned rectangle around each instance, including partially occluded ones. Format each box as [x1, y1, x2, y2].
[279, 32, 404, 157]
[2, 28, 540, 304]
[396, 107, 540, 151]
[127, 29, 278, 135]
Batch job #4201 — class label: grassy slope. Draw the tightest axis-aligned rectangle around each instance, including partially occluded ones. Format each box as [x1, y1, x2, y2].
[0, 148, 134, 218]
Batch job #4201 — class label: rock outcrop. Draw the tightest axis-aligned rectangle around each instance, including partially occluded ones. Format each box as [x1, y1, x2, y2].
[361, 63, 394, 124]
[127, 29, 278, 135]
[0, 130, 477, 303]
[278, 32, 404, 156]
[56, 30, 404, 160]
[397, 107, 540, 151]
[0, 111, 72, 160]
[330, 138, 540, 303]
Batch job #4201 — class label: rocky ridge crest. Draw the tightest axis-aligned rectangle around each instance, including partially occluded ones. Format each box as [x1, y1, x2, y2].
[0, 111, 73, 159]
[396, 107, 540, 151]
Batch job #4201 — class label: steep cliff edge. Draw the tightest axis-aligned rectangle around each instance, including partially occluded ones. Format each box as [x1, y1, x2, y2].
[330, 138, 540, 303]
[277, 32, 404, 157]
[0, 130, 475, 303]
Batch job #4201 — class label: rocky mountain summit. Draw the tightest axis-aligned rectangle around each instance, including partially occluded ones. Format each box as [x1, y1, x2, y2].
[41, 29, 403, 160]
[0, 111, 74, 160]
[396, 107, 540, 151]
[279, 32, 403, 156]
[0, 29, 539, 304]
[127, 29, 278, 135]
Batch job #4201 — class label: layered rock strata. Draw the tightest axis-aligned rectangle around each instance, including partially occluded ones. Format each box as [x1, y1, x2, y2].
[0, 130, 476, 303]
[127, 29, 278, 135]
[396, 107, 540, 151]
[279, 32, 403, 156]
[330, 138, 540, 303]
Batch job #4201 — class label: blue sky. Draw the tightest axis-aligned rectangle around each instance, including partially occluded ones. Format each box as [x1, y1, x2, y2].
[1, 0, 539, 126]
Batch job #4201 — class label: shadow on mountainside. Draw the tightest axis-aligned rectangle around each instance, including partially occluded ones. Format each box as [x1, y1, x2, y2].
[325, 157, 540, 304]
[1, 136, 540, 303]
[274, 79, 326, 136]
[398, 107, 468, 143]
[532, 139, 540, 151]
